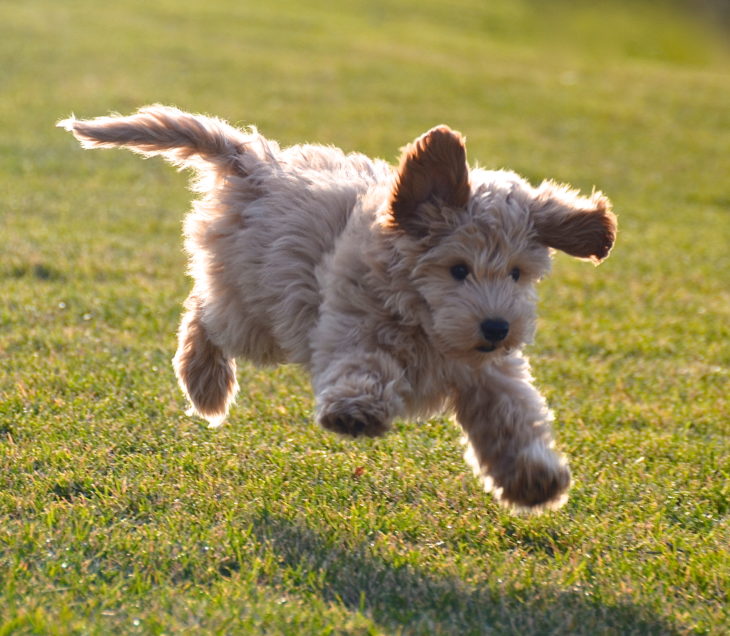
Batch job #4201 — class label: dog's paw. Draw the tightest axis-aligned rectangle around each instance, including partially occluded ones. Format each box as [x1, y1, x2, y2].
[318, 403, 390, 438]
[496, 440, 571, 510]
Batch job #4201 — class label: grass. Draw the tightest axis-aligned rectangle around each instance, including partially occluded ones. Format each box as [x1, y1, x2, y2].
[1, 0, 728, 633]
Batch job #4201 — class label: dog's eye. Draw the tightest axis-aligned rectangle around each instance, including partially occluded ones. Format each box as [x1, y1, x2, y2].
[510, 267, 521, 282]
[450, 264, 470, 281]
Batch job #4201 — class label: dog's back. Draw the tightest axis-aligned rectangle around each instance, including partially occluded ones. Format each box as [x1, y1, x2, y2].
[198, 140, 392, 368]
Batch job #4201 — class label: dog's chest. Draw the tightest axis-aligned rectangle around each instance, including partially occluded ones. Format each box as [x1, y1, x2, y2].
[370, 319, 449, 415]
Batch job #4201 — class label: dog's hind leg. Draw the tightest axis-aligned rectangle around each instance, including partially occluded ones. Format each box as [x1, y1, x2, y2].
[173, 294, 239, 427]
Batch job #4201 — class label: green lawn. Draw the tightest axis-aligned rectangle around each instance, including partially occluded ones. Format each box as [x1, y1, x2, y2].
[1, 0, 729, 633]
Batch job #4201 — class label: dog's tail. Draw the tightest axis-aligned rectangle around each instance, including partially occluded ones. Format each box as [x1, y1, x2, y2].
[58, 105, 264, 174]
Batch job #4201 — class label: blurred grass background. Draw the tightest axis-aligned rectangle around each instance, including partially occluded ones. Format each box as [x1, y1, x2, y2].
[1, 0, 728, 633]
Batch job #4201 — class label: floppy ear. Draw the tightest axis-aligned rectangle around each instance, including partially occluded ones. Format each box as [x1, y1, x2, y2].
[388, 125, 470, 236]
[530, 180, 617, 263]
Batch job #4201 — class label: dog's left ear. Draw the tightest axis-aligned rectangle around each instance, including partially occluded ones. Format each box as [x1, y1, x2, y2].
[530, 181, 617, 263]
[388, 126, 470, 236]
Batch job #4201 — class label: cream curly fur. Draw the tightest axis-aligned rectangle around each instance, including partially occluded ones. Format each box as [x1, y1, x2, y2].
[59, 105, 617, 511]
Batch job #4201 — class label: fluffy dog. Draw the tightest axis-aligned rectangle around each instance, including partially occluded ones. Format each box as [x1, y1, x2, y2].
[59, 106, 616, 510]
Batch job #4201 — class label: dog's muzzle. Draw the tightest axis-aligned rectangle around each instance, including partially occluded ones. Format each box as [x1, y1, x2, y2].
[477, 318, 509, 352]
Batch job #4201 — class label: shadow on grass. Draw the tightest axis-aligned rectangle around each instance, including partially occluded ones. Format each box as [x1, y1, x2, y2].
[250, 513, 680, 635]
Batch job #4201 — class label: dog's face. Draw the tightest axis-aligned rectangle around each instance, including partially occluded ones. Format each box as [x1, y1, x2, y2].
[385, 126, 617, 366]
[407, 190, 551, 366]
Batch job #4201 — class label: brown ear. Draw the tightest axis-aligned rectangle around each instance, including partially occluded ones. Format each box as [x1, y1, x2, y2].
[389, 125, 470, 236]
[530, 181, 617, 263]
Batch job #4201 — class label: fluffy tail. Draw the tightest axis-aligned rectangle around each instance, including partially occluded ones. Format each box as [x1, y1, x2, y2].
[58, 104, 256, 173]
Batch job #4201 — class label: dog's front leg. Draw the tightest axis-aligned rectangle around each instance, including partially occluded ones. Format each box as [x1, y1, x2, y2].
[454, 356, 570, 510]
[312, 348, 410, 438]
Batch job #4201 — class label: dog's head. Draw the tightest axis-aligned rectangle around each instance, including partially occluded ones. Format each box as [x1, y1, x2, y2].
[384, 126, 617, 365]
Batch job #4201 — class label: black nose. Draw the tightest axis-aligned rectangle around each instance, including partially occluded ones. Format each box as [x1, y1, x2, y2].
[481, 318, 509, 342]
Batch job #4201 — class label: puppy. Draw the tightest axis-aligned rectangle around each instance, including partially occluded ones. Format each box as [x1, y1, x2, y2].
[60, 106, 616, 510]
